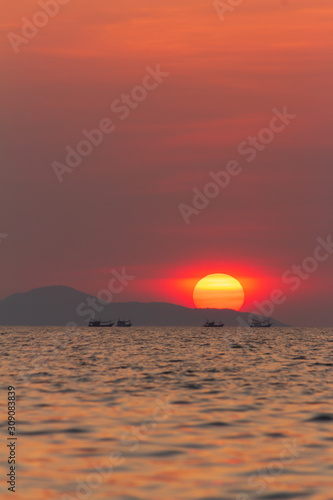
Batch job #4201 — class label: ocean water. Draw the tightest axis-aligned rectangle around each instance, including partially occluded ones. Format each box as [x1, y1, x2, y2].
[1, 326, 333, 500]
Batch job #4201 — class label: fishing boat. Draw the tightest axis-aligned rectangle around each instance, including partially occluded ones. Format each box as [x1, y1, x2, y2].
[250, 318, 272, 328]
[116, 319, 132, 327]
[203, 321, 224, 328]
[88, 319, 114, 327]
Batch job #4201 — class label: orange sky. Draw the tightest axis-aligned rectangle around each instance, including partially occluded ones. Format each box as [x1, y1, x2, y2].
[1, 0, 333, 325]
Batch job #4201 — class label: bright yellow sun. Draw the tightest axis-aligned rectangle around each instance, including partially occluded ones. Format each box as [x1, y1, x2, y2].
[193, 274, 245, 310]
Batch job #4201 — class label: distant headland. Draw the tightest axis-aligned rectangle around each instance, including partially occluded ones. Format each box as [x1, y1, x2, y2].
[0, 286, 288, 327]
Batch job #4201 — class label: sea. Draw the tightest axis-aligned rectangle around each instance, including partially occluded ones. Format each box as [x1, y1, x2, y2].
[0, 326, 333, 500]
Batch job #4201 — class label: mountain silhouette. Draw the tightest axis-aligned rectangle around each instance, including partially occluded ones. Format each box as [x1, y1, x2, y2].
[0, 286, 288, 327]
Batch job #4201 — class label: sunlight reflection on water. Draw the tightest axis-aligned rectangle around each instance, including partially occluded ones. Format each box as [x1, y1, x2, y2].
[1, 326, 333, 500]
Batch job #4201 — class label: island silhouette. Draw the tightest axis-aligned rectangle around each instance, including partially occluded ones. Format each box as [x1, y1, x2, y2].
[0, 286, 287, 327]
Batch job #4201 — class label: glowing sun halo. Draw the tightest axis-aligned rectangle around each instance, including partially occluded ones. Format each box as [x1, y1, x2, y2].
[193, 274, 245, 310]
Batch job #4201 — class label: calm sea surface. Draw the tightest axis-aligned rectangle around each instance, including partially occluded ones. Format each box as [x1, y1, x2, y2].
[1, 327, 333, 500]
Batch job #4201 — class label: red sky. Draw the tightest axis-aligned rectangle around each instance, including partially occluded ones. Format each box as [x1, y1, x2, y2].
[1, 0, 333, 325]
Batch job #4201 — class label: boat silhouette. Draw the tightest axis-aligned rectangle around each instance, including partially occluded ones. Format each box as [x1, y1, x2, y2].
[116, 319, 132, 327]
[88, 319, 114, 327]
[203, 320, 224, 328]
[250, 318, 272, 328]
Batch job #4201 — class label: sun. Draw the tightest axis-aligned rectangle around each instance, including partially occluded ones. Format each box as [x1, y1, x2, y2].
[193, 274, 245, 310]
